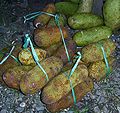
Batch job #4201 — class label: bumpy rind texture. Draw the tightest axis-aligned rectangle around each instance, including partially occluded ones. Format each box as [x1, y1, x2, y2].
[34, 4, 56, 28]
[76, 0, 93, 13]
[45, 42, 62, 57]
[55, 2, 78, 16]
[70, 0, 81, 3]
[68, 13, 103, 29]
[41, 65, 88, 104]
[73, 26, 112, 46]
[46, 77, 93, 113]
[20, 56, 63, 95]
[34, 27, 68, 48]
[103, 0, 120, 30]
[54, 40, 77, 64]
[0, 45, 22, 85]
[18, 48, 46, 65]
[47, 14, 66, 27]
[81, 39, 116, 63]
[88, 57, 115, 81]
[3, 66, 33, 89]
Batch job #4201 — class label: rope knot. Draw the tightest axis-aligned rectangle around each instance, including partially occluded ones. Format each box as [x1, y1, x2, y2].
[54, 14, 60, 26]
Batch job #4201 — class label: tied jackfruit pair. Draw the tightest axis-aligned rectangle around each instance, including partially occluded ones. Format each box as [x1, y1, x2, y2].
[21, 35, 82, 104]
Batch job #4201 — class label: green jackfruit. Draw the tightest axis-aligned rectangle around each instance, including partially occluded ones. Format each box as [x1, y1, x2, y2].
[73, 26, 112, 46]
[88, 57, 115, 81]
[46, 77, 93, 113]
[47, 14, 66, 27]
[68, 13, 103, 29]
[81, 39, 116, 63]
[71, 0, 81, 3]
[42, 65, 88, 104]
[76, 0, 93, 13]
[103, 0, 120, 30]
[55, 2, 78, 16]
[20, 56, 63, 94]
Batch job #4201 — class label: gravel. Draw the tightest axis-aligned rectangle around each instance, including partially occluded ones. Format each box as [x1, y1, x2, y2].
[0, 1, 120, 113]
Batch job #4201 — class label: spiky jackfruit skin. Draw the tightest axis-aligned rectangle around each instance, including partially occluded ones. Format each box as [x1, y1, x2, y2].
[103, 0, 120, 30]
[0, 45, 22, 85]
[3, 66, 33, 89]
[88, 57, 115, 81]
[55, 2, 78, 16]
[73, 26, 112, 46]
[45, 77, 93, 113]
[34, 27, 68, 48]
[45, 42, 62, 57]
[20, 56, 63, 95]
[76, 0, 93, 13]
[18, 48, 46, 65]
[54, 40, 77, 64]
[68, 13, 103, 29]
[81, 39, 116, 63]
[41, 65, 88, 104]
[34, 4, 56, 28]
[47, 14, 66, 27]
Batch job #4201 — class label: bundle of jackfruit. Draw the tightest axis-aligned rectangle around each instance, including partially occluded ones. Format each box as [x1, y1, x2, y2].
[0, 0, 119, 112]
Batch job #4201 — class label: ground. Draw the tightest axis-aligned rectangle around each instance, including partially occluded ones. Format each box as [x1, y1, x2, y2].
[0, 0, 120, 113]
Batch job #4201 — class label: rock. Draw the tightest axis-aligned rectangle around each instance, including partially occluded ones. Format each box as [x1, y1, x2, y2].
[20, 102, 26, 108]
[94, 106, 100, 113]
[16, 107, 24, 113]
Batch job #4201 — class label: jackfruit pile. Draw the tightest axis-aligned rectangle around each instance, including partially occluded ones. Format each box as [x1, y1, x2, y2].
[0, 0, 119, 112]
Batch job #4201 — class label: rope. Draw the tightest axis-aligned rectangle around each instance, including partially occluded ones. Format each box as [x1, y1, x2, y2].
[101, 46, 111, 77]
[0, 41, 20, 64]
[24, 12, 70, 62]
[23, 34, 49, 81]
[64, 52, 82, 104]
[24, 11, 83, 104]
[55, 14, 70, 62]
[24, 11, 55, 23]
[68, 52, 82, 79]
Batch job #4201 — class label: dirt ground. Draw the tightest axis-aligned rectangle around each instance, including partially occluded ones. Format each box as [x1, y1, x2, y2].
[0, 0, 120, 113]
